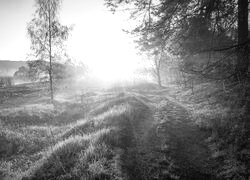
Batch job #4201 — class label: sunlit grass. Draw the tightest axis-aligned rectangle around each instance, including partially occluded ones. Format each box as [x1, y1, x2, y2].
[0, 86, 152, 180]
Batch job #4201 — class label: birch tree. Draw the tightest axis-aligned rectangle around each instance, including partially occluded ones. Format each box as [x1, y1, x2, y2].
[28, 0, 71, 102]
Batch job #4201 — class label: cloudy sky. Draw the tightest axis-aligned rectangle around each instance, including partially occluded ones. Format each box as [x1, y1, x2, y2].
[0, 0, 142, 81]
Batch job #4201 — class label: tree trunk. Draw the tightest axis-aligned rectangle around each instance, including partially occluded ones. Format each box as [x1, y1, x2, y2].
[181, 71, 187, 88]
[156, 68, 162, 87]
[48, 0, 54, 102]
[236, 0, 249, 79]
[154, 57, 162, 87]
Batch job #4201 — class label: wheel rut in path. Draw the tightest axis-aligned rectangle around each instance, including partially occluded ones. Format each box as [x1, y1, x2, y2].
[116, 95, 178, 179]
[117, 93, 217, 180]
[115, 96, 154, 180]
[150, 94, 217, 179]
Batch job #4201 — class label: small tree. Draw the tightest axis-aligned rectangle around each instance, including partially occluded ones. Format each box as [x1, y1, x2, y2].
[137, 31, 168, 87]
[27, 0, 71, 102]
[14, 66, 30, 81]
[145, 51, 164, 87]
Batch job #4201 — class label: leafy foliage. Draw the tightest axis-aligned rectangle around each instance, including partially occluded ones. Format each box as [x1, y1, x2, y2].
[105, 0, 249, 179]
[27, 0, 71, 61]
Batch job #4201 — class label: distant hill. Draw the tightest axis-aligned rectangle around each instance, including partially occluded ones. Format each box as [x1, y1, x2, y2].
[0, 60, 27, 77]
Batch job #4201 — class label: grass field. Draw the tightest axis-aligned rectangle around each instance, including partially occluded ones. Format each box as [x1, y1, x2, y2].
[0, 83, 157, 179]
[0, 82, 247, 179]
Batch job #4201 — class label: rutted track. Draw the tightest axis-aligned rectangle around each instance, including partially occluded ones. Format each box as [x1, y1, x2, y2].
[114, 93, 180, 179]
[117, 92, 217, 179]
[2, 90, 217, 179]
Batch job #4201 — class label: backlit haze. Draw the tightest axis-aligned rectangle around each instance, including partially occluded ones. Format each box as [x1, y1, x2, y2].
[0, 0, 144, 83]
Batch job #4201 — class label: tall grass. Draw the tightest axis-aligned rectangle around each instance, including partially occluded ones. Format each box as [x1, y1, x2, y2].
[1, 92, 144, 179]
[166, 81, 249, 179]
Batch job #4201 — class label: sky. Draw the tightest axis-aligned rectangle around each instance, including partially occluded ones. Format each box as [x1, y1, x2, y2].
[0, 0, 144, 82]
[0, 0, 34, 61]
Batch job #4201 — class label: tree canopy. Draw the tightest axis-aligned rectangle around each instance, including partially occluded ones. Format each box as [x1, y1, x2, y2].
[105, 0, 249, 81]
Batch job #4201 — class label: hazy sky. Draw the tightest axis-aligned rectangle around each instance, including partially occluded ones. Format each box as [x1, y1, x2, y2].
[0, 0, 34, 60]
[0, 0, 142, 81]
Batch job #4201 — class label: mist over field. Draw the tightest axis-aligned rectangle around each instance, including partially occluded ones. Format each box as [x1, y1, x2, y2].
[0, 0, 249, 180]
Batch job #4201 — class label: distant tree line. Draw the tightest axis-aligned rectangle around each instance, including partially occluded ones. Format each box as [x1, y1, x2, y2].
[13, 60, 80, 83]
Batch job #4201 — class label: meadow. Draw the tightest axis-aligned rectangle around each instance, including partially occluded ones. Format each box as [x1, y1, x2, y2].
[0, 81, 248, 179]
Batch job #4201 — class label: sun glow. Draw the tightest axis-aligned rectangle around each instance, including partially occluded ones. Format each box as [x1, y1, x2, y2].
[61, 0, 141, 83]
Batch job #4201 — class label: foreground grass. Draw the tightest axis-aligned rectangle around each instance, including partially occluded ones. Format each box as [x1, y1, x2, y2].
[0, 86, 152, 179]
[1, 82, 248, 179]
[163, 82, 249, 179]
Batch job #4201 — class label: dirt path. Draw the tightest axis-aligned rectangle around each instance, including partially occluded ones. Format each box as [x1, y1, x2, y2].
[115, 96, 155, 179]
[152, 96, 216, 179]
[118, 93, 217, 180]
